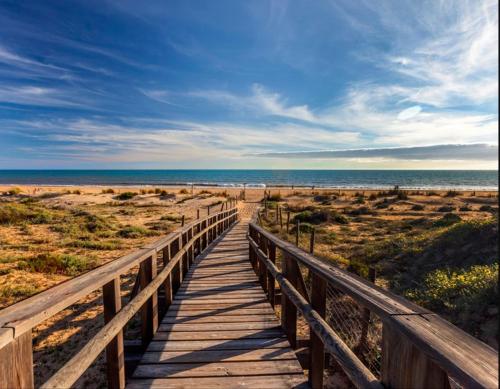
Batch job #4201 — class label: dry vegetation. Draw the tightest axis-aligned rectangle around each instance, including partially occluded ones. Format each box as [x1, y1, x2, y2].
[0, 185, 497, 386]
[0, 185, 232, 387]
[259, 188, 499, 349]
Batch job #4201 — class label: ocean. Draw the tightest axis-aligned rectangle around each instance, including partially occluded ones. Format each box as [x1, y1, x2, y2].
[0, 170, 497, 190]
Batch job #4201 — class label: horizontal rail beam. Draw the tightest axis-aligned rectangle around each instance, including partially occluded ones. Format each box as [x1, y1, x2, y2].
[248, 222, 498, 389]
[0, 208, 237, 349]
[41, 211, 238, 389]
[248, 236, 381, 389]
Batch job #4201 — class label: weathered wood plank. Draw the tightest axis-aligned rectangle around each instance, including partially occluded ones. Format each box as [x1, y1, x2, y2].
[159, 322, 281, 331]
[133, 360, 304, 378]
[129, 218, 307, 389]
[140, 348, 298, 363]
[102, 278, 125, 389]
[146, 338, 291, 351]
[161, 314, 278, 324]
[127, 375, 309, 389]
[152, 329, 285, 341]
[0, 330, 33, 389]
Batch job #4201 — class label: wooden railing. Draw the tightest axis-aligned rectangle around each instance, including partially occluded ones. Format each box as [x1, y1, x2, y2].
[247, 222, 498, 389]
[0, 205, 239, 389]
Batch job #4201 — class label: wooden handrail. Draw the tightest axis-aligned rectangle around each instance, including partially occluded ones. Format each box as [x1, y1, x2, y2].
[42, 212, 236, 389]
[248, 222, 498, 389]
[0, 208, 236, 348]
[0, 206, 239, 389]
[248, 237, 382, 389]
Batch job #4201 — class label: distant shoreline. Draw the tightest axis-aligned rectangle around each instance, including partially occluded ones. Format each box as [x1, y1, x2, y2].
[0, 184, 497, 193]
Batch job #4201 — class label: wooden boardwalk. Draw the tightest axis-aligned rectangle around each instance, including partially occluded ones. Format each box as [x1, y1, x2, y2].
[128, 218, 308, 388]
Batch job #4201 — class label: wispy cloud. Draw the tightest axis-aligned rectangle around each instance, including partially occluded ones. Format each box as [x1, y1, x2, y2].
[186, 83, 315, 122]
[253, 144, 499, 160]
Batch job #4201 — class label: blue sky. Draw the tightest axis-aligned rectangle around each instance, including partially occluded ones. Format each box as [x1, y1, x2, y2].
[0, 0, 498, 169]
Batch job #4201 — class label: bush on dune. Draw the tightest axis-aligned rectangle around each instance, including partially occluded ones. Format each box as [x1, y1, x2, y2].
[293, 208, 349, 225]
[115, 192, 137, 200]
[117, 225, 157, 238]
[0, 203, 55, 225]
[405, 263, 498, 344]
[18, 253, 95, 276]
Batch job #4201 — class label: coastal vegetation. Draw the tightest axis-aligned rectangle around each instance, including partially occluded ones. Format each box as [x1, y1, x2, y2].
[0, 187, 231, 309]
[260, 188, 498, 348]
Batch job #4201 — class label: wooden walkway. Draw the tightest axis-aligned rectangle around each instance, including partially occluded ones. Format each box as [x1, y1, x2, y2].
[128, 218, 308, 388]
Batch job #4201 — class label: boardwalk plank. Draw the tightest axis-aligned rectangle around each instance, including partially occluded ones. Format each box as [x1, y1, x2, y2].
[129, 218, 307, 388]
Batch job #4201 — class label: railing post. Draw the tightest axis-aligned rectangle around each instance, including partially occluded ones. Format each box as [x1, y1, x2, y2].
[281, 253, 297, 349]
[171, 238, 181, 294]
[188, 227, 193, 266]
[139, 253, 158, 345]
[309, 273, 326, 389]
[181, 233, 188, 276]
[103, 277, 125, 389]
[381, 323, 451, 388]
[258, 234, 268, 293]
[163, 245, 173, 309]
[267, 241, 276, 308]
[0, 331, 34, 389]
[203, 219, 208, 250]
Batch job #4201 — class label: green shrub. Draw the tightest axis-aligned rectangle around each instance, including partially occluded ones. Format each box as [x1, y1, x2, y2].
[405, 264, 498, 340]
[293, 209, 349, 225]
[459, 205, 472, 212]
[375, 198, 392, 209]
[318, 231, 337, 244]
[411, 204, 425, 211]
[115, 192, 137, 200]
[479, 205, 495, 212]
[433, 213, 462, 227]
[0, 284, 41, 298]
[348, 206, 371, 216]
[6, 187, 21, 196]
[444, 190, 461, 197]
[102, 188, 115, 194]
[18, 253, 94, 275]
[0, 203, 54, 225]
[160, 214, 183, 222]
[117, 225, 156, 238]
[291, 222, 314, 233]
[437, 205, 454, 212]
[179, 188, 189, 194]
[353, 195, 365, 204]
[37, 192, 63, 199]
[159, 190, 175, 199]
[267, 193, 282, 202]
[313, 194, 331, 203]
[66, 239, 121, 250]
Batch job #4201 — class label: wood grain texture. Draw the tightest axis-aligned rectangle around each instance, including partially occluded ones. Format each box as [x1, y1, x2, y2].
[0, 330, 33, 389]
[38, 209, 239, 389]
[131, 219, 307, 388]
[103, 278, 125, 389]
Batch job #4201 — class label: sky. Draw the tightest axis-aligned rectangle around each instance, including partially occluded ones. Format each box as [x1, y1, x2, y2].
[0, 0, 498, 169]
